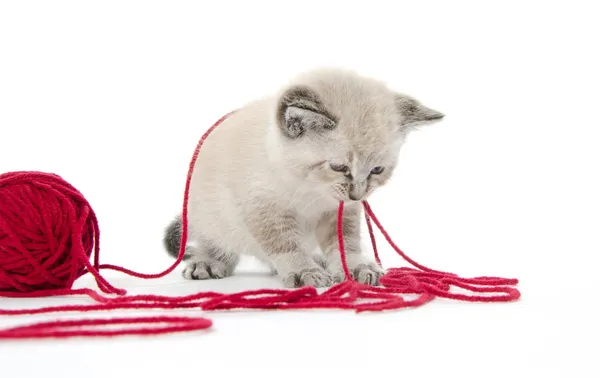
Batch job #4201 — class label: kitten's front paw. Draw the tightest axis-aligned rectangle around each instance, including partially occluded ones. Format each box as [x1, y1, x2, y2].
[282, 268, 333, 288]
[183, 260, 232, 280]
[332, 259, 385, 286]
[351, 263, 385, 286]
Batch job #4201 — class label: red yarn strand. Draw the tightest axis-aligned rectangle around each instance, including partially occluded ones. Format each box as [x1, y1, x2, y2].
[336, 201, 353, 282]
[0, 316, 212, 339]
[98, 111, 236, 280]
[362, 201, 450, 275]
[0, 111, 520, 339]
[364, 208, 382, 267]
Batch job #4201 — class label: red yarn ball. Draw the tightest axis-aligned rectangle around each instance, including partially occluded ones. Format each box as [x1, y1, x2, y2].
[0, 171, 97, 294]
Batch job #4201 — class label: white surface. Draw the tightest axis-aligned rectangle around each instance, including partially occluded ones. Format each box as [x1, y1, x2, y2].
[1, 1, 599, 377]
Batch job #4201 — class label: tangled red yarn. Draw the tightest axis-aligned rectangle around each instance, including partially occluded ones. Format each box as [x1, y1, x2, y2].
[0, 171, 96, 293]
[0, 112, 520, 339]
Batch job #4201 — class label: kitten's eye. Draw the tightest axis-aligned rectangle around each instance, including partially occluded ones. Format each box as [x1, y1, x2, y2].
[370, 166, 385, 175]
[330, 163, 348, 173]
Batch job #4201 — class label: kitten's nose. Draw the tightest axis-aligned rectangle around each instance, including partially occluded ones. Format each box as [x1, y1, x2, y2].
[348, 193, 362, 201]
[348, 183, 365, 201]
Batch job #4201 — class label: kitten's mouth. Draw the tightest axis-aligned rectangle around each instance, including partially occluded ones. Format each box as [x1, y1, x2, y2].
[331, 191, 364, 203]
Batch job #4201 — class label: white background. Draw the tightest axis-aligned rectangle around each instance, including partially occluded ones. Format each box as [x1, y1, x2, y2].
[1, 1, 599, 377]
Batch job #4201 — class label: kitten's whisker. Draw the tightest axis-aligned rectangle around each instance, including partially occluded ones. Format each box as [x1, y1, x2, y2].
[287, 184, 305, 208]
[299, 191, 327, 213]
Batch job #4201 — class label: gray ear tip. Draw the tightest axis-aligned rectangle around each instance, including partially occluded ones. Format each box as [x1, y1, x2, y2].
[427, 111, 445, 120]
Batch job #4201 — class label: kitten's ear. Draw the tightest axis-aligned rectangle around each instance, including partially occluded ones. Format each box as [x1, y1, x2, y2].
[395, 94, 444, 131]
[276, 86, 337, 138]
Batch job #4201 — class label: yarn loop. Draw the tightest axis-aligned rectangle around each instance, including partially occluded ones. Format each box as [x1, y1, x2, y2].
[0, 112, 521, 339]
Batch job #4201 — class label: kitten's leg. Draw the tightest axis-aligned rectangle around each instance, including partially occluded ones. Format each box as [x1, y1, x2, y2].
[245, 207, 333, 288]
[316, 204, 384, 286]
[312, 253, 329, 270]
[163, 215, 240, 280]
[182, 240, 240, 280]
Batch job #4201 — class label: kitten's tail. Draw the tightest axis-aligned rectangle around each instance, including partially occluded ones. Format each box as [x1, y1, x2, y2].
[163, 215, 189, 260]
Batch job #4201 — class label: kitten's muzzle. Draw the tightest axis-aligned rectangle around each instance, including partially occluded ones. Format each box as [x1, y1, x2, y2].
[348, 182, 367, 201]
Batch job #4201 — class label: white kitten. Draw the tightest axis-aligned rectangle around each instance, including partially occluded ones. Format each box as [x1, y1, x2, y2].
[163, 67, 444, 288]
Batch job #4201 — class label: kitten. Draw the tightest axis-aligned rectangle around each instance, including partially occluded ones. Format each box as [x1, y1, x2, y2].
[163, 67, 444, 288]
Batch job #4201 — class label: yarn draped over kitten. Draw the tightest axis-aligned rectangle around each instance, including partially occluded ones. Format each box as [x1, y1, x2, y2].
[0, 112, 520, 339]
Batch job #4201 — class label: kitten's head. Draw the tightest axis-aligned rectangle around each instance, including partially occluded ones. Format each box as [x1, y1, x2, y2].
[273, 68, 444, 202]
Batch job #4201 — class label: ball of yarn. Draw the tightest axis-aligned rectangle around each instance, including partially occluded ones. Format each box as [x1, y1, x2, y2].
[0, 171, 97, 293]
